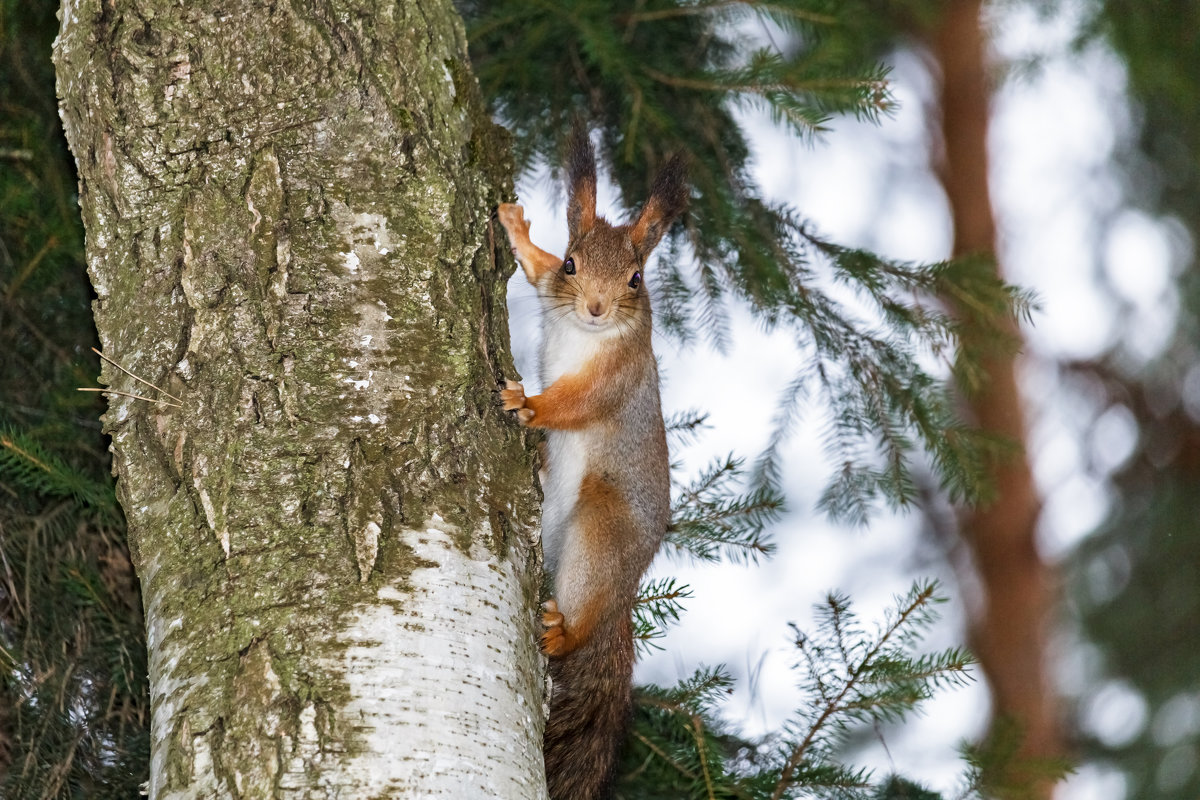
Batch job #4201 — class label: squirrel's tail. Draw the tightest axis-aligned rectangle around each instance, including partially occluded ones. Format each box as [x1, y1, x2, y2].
[544, 615, 634, 800]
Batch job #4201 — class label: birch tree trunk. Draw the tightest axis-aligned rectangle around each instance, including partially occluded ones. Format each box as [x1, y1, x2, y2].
[54, 0, 547, 796]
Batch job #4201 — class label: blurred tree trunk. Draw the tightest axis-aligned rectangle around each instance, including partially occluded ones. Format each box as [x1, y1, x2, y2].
[54, 0, 547, 796]
[929, 0, 1061, 791]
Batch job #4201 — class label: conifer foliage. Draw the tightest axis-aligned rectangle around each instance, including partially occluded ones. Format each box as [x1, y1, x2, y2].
[1, 0, 149, 793]
[624, 420, 989, 798]
[622, 581, 980, 799]
[462, 0, 1033, 522]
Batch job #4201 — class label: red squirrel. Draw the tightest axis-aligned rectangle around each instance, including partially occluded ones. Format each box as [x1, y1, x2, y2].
[498, 129, 687, 800]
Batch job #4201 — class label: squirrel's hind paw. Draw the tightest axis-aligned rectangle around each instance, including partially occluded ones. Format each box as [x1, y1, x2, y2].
[540, 599, 573, 657]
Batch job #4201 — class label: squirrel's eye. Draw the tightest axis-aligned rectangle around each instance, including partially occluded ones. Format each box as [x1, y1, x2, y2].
[563, 258, 576, 275]
[628, 271, 641, 290]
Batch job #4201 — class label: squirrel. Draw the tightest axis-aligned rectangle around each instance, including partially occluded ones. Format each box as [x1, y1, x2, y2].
[498, 128, 687, 800]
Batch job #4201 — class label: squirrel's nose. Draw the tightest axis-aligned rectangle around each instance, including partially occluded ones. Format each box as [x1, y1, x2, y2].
[587, 300, 604, 317]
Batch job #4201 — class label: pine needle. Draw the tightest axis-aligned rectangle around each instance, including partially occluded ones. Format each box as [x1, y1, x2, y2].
[91, 347, 183, 402]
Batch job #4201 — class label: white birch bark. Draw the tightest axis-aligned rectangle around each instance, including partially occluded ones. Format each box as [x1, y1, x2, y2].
[54, 0, 546, 796]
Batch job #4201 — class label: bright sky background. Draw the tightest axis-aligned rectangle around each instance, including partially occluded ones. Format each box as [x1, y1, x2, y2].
[505, 3, 1174, 796]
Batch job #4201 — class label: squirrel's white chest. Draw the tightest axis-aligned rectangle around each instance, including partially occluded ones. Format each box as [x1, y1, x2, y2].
[536, 309, 615, 574]
[540, 429, 589, 574]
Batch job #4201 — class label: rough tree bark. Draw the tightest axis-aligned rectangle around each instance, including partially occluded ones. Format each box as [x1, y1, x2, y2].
[930, 0, 1061, 791]
[54, 0, 547, 796]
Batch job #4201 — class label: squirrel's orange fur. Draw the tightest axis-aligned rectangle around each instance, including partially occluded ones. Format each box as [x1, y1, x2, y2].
[499, 129, 687, 800]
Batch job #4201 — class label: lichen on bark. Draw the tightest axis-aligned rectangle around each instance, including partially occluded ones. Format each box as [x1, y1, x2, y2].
[55, 0, 545, 795]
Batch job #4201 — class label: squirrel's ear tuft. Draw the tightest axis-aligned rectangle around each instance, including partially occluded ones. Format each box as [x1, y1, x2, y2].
[566, 124, 597, 240]
[630, 154, 688, 261]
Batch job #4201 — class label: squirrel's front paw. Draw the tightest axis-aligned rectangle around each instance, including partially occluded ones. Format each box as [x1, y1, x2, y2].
[500, 379, 526, 410]
[540, 598, 573, 657]
[501, 380, 536, 424]
[497, 203, 530, 237]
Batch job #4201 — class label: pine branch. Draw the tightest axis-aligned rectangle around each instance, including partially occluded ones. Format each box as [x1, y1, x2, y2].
[0, 426, 117, 515]
[634, 577, 694, 653]
[621, 580, 975, 799]
[955, 717, 1073, 800]
[625, 667, 760, 799]
[665, 409, 712, 447]
[769, 581, 976, 799]
[668, 454, 783, 564]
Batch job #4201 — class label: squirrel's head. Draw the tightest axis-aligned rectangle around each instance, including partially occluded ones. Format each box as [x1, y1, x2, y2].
[541, 127, 688, 336]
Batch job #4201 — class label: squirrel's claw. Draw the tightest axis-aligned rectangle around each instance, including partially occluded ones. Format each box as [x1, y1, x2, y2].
[497, 203, 529, 235]
[540, 598, 571, 657]
[501, 380, 536, 425]
[500, 379, 527, 411]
